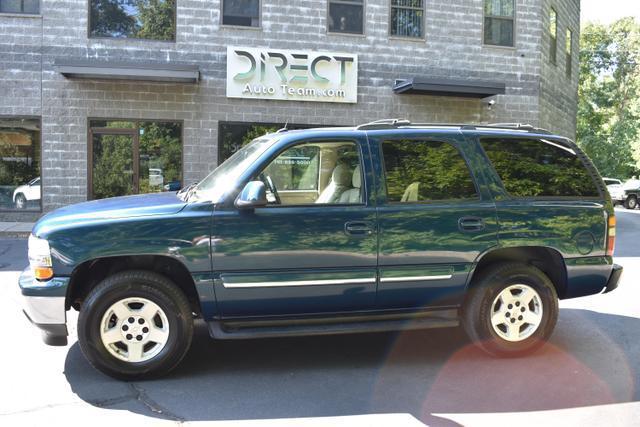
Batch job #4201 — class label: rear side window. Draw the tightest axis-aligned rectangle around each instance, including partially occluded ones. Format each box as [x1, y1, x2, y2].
[381, 139, 478, 203]
[480, 138, 599, 198]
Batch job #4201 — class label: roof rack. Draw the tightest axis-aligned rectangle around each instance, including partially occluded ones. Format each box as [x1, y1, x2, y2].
[356, 119, 552, 134]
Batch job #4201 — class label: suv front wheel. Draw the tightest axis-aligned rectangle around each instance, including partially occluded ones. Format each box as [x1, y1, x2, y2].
[78, 270, 194, 379]
[624, 195, 638, 210]
[462, 263, 559, 356]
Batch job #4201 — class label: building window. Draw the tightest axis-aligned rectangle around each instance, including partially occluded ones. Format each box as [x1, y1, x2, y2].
[484, 0, 514, 47]
[0, 118, 41, 211]
[549, 8, 558, 64]
[390, 0, 424, 39]
[0, 0, 39, 14]
[222, 0, 260, 27]
[89, 0, 176, 41]
[381, 140, 478, 202]
[566, 28, 573, 78]
[328, 0, 364, 35]
[89, 120, 182, 200]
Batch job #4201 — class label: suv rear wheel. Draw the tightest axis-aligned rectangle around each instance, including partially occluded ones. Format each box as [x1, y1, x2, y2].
[78, 270, 193, 379]
[462, 263, 558, 356]
[624, 195, 638, 210]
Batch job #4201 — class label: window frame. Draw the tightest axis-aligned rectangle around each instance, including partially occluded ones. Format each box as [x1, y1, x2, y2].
[87, 118, 184, 201]
[247, 138, 368, 208]
[388, 0, 426, 40]
[87, 0, 177, 42]
[482, 0, 516, 49]
[566, 27, 573, 78]
[549, 7, 558, 65]
[0, 115, 42, 212]
[478, 136, 603, 201]
[327, 0, 366, 36]
[220, 0, 262, 30]
[0, 0, 39, 15]
[379, 137, 481, 206]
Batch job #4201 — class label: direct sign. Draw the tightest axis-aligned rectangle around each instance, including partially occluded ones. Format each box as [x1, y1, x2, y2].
[226, 46, 358, 103]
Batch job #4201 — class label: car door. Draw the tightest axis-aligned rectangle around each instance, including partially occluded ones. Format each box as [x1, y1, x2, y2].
[211, 135, 378, 317]
[370, 131, 499, 309]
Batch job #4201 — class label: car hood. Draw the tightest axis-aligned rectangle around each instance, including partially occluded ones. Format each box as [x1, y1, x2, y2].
[33, 192, 187, 236]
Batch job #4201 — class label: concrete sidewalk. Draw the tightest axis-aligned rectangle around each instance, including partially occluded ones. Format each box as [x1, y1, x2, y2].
[0, 222, 33, 237]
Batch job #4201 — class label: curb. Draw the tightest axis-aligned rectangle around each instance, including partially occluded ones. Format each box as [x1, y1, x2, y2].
[0, 232, 30, 238]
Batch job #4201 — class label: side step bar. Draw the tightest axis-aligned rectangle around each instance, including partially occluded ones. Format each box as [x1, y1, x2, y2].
[208, 309, 459, 340]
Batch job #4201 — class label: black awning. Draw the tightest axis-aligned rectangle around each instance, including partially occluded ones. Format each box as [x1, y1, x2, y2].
[54, 59, 200, 83]
[393, 77, 506, 99]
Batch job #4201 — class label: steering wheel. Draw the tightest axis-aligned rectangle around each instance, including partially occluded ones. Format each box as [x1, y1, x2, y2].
[260, 173, 281, 205]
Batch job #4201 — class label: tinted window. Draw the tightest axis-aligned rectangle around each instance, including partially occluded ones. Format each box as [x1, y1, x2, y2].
[480, 138, 600, 198]
[0, 118, 40, 211]
[382, 140, 478, 203]
[0, 0, 39, 13]
[222, 0, 259, 27]
[89, 0, 176, 40]
[328, 0, 363, 34]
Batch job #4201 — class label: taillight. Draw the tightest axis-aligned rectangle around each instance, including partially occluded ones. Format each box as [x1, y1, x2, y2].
[606, 214, 616, 257]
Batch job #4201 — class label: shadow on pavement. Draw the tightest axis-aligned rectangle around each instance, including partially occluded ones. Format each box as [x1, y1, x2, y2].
[64, 308, 638, 425]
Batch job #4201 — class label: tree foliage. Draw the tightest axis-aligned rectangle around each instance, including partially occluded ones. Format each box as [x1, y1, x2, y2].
[578, 17, 640, 178]
[89, 0, 175, 40]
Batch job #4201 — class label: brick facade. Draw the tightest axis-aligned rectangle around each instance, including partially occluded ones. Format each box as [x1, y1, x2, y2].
[0, 0, 581, 220]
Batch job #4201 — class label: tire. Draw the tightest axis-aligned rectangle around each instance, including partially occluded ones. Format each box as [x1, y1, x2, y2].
[14, 193, 26, 209]
[78, 270, 193, 380]
[624, 195, 638, 210]
[462, 263, 559, 357]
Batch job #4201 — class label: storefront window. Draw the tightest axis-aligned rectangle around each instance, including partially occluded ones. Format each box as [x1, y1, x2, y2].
[89, 0, 176, 41]
[390, 0, 424, 38]
[0, 118, 40, 211]
[222, 0, 260, 27]
[89, 120, 182, 200]
[0, 0, 39, 14]
[484, 0, 514, 47]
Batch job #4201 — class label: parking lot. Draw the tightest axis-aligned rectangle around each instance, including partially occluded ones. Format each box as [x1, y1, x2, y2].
[1, 207, 639, 427]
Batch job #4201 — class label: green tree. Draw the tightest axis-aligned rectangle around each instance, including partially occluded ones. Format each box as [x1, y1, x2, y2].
[578, 18, 640, 178]
[136, 0, 175, 40]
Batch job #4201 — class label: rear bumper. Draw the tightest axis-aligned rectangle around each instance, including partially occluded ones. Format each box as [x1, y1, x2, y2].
[19, 268, 69, 346]
[603, 264, 623, 294]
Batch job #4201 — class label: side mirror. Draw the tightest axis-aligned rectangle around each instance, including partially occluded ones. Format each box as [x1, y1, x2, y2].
[235, 181, 268, 209]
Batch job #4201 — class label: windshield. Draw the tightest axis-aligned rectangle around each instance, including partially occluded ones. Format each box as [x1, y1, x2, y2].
[189, 137, 275, 203]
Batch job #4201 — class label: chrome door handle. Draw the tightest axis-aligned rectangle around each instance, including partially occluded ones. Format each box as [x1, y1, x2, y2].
[458, 216, 485, 232]
[344, 221, 375, 236]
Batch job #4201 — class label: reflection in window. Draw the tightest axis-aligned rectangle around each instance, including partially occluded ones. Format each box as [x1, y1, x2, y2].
[549, 8, 557, 64]
[0, 0, 39, 14]
[89, 0, 176, 41]
[222, 0, 260, 27]
[480, 138, 600, 198]
[382, 140, 477, 203]
[484, 0, 514, 47]
[328, 0, 364, 35]
[566, 28, 573, 78]
[0, 118, 40, 210]
[390, 0, 424, 38]
[90, 120, 182, 200]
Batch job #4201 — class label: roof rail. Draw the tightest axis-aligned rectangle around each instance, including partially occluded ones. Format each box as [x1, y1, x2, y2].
[356, 119, 553, 134]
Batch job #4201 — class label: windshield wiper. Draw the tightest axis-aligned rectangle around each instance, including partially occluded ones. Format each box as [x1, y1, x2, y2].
[178, 182, 198, 202]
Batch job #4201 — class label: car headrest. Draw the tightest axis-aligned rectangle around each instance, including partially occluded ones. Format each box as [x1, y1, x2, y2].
[332, 164, 352, 187]
[352, 165, 361, 188]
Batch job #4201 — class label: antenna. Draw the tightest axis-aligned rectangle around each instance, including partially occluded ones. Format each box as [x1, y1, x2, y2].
[276, 121, 289, 133]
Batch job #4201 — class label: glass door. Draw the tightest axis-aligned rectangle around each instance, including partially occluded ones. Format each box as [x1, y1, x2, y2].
[90, 129, 137, 200]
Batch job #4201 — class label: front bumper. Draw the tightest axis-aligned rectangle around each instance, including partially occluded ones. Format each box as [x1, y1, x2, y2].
[603, 264, 623, 294]
[19, 268, 69, 346]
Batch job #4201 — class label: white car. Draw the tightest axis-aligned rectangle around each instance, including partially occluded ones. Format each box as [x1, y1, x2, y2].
[149, 168, 164, 188]
[13, 177, 41, 209]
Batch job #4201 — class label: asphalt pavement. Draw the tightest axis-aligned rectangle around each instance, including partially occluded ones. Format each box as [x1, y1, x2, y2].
[1, 207, 640, 426]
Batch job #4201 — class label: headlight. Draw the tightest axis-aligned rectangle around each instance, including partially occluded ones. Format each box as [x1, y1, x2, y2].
[28, 234, 53, 281]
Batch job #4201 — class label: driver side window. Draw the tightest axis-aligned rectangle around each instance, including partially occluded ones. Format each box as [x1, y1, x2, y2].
[259, 141, 363, 206]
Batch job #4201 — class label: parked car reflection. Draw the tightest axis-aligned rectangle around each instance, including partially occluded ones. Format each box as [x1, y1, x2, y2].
[13, 177, 40, 209]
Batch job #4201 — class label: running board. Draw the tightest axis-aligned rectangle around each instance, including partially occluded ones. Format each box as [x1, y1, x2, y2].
[208, 309, 459, 340]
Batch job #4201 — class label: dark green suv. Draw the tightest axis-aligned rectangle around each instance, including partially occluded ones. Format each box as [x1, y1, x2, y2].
[20, 120, 622, 379]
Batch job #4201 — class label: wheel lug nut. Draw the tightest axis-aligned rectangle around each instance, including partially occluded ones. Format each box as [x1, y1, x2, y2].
[138, 318, 145, 325]
[518, 316, 523, 321]
[515, 302, 520, 307]
[128, 317, 134, 323]
[508, 304, 513, 309]
[521, 307, 525, 312]
[510, 318, 516, 323]
[505, 312, 510, 317]
[122, 325, 129, 331]
[136, 335, 143, 341]
[126, 334, 132, 340]
[142, 327, 149, 333]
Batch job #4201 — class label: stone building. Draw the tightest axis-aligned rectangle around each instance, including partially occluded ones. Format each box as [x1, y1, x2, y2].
[0, 0, 580, 220]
